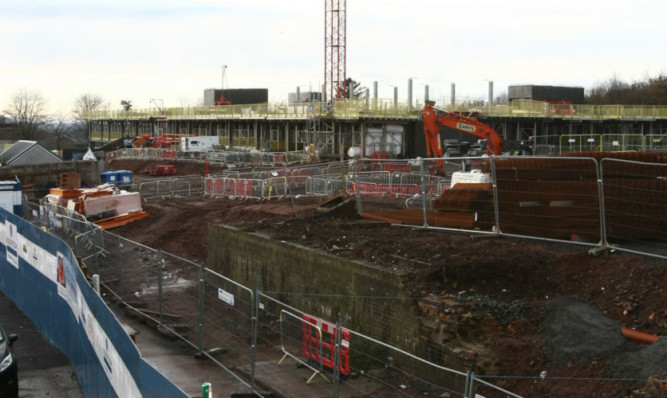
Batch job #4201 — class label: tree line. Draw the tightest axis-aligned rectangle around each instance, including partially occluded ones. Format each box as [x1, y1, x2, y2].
[585, 73, 666, 105]
[1, 91, 104, 149]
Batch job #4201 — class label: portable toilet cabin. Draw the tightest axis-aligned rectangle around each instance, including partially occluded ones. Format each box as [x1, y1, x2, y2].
[0, 181, 22, 216]
[100, 171, 119, 185]
[116, 170, 133, 187]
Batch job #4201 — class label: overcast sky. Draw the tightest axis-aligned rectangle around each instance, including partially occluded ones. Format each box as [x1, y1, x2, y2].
[1, 0, 665, 114]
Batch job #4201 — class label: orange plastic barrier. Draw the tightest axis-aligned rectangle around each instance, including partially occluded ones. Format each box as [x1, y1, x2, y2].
[302, 314, 350, 375]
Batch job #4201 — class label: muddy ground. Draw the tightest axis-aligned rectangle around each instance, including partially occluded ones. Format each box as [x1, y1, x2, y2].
[111, 159, 666, 397]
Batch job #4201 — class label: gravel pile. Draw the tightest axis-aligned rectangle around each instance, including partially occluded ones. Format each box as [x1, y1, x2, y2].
[608, 337, 667, 378]
[539, 296, 666, 378]
[462, 293, 529, 327]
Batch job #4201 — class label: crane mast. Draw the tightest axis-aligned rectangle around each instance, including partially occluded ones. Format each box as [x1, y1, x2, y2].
[324, 0, 347, 103]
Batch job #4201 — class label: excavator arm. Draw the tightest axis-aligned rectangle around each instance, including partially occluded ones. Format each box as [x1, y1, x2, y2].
[432, 107, 502, 156]
[422, 102, 531, 174]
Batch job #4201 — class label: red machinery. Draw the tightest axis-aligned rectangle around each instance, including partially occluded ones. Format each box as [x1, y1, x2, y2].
[147, 165, 177, 176]
[214, 65, 231, 105]
[422, 101, 503, 157]
[422, 101, 532, 173]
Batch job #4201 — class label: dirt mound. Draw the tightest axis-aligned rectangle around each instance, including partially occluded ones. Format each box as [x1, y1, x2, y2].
[610, 338, 667, 379]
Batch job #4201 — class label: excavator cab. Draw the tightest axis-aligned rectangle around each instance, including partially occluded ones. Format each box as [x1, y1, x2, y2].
[444, 139, 487, 158]
[502, 140, 533, 156]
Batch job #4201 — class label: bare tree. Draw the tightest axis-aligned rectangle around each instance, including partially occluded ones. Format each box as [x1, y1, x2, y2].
[3, 89, 47, 140]
[73, 93, 104, 145]
[49, 115, 71, 151]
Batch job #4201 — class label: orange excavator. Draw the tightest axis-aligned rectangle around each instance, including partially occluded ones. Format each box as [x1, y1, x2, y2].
[422, 100, 531, 173]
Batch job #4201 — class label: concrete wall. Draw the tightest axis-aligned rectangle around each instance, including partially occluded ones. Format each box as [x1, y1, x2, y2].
[207, 225, 423, 352]
[207, 225, 486, 385]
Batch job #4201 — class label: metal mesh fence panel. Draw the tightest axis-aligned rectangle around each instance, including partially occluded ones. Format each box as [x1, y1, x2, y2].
[601, 134, 645, 152]
[277, 310, 327, 384]
[492, 156, 602, 244]
[255, 294, 336, 396]
[353, 158, 459, 228]
[200, 268, 255, 372]
[307, 174, 344, 196]
[340, 329, 468, 398]
[645, 133, 667, 151]
[134, 176, 204, 201]
[601, 158, 667, 258]
[560, 135, 602, 153]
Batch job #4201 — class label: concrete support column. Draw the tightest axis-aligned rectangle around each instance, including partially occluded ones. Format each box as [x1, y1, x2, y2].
[451, 83, 456, 107]
[488, 81, 494, 105]
[393, 87, 398, 109]
[425, 85, 430, 102]
[285, 122, 290, 152]
[373, 81, 378, 99]
[408, 78, 413, 112]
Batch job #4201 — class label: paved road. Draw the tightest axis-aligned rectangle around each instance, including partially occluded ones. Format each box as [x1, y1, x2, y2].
[0, 289, 83, 398]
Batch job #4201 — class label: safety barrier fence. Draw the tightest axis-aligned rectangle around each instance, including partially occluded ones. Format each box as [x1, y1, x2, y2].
[277, 310, 327, 384]
[204, 162, 349, 198]
[33, 200, 526, 397]
[106, 147, 298, 167]
[106, 147, 178, 162]
[104, 136, 665, 171]
[559, 133, 666, 153]
[202, 160, 448, 200]
[354, 156, 667, 260]
[84, 99, 667, 121]
[131, 175, 205, 201]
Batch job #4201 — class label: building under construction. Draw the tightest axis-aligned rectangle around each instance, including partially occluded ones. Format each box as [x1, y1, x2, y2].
[86, 91, 667, 159]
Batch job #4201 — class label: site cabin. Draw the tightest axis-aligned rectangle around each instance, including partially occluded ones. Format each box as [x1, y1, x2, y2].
[180, 136, 221, 153]
[0, 181, 22, 216]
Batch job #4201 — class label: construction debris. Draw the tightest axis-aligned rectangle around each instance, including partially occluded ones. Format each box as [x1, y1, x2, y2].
[45, 184, 148, 229]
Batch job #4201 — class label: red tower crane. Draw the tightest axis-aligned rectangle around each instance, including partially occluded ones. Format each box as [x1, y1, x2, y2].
[324, 0, 347, 103]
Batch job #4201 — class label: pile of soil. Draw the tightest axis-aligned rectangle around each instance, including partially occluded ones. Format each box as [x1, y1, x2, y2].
[111, 159, 666, 397]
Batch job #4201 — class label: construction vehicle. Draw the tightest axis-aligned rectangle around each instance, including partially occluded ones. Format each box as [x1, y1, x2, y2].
[422, 100, 532, 173]
[180, 136, 221, 153]
[147, 165, 177, 176]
